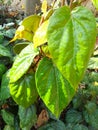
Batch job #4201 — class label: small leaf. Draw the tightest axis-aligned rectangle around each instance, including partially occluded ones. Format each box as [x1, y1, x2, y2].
[34, 20, 48, 48]
[47, 6, 96, 89]
[10, 44, 39, 83]
[88, 57, 98, 69]
[1, 110, 14, 126]
[0, 63, 7, 79]
[92, 0, 98, 9]
[73, 124, 88, 130]
[10, 73, 38, 107]
[4, 125, 14, 130]
[11, 15, 41, 42]
[35, 57, 75, 117]
[65, 109, 82, 124]
[41, 0, 47, 13]
[0, 71, 10, 100]
[18, 105, 37, 129]
[13, 42, 30, 54]
[38, 120, 66, 130]
[0, 44, 12, 58]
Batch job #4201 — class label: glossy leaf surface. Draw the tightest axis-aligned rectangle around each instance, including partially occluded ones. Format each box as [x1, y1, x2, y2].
[10, 44, 39, 83]
[92, 0, 98, 9]
[47, 6, 96, 88]
[18, 105, 37, 129]
[34, 20, 48, 48]
[13, 42, 30, 54]
[10, 73, 38, 107]
[35, 57, 75, 117]
[11, 15, 41, 42]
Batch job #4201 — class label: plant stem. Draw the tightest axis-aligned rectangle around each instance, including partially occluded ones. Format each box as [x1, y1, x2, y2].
[69, 0, 74, 9]
[61, 0, 65, 6]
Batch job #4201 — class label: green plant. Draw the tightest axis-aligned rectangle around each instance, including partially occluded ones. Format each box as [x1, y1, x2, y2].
[8, 0, 97, 119]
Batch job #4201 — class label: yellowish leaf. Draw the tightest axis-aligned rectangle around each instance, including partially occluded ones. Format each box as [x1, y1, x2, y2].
[33, 20, 49, 48]
[92, 0, 98, 9]
[41, 0, 47, 13]
[10, 15, 41, 42]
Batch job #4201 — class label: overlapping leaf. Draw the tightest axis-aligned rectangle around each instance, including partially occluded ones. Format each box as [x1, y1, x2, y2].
[11, 15, 41, 42]
[33, 20, 49, 48]
[92, 0, 98, 9]
[35, 57, 75, 117]
[18, 105, 37, 129]
[10, 44, 39, 83]
[10, 73, 38, 107]
[0, 44, 12, 58]
[47, 6, 96, 88]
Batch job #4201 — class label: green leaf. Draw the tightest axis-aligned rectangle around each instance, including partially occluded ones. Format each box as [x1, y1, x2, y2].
[10, 44, 39, 83]
[10, 73, 38, 107]
[1, 110, 14, 126]
[0, 33, 4, 43]
[47, 6, 96, 88]
[0, 71, 10, 100]
[18, 105, 37, 129]
[0, 63, 7, 79]
[88, 57, 98, 69]
[4, 125, 14, 130]
[73, 124, 88, 130]
[35, 57, 75, 117]
[33, 20, 48, 48]
[38, 120, 66, 130]
[92, 0, 98, 9]
[83, 102, 98, 129]
[65, 109, 82, 124]
[0, 44, 12, 58]
[13, 42, 30, 54]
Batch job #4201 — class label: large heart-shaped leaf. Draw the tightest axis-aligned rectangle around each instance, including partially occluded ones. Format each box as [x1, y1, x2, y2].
[10, 73, 38, 107]
[10, 44, 39, 83]
[35, 57, 75, 117]
[47, 6, 96, 88]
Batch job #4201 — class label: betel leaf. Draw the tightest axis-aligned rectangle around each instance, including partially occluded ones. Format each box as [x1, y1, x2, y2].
[1, 110, 14, 126]
[10, 44, 39, 83]
[0, 44, 12, 58]
[13, 42, 30, 54]
[18, 105, 37, 129]
[73, 124, 88, 130]
[0, 71, 10, 100]
[38, 120, 66, 130]
[47, 6, 96, 88]
[10, 73, 38, 107]
[92, 0, 98, 9]
[11, 15, 41, 42]
[33, 20, 49, 48]
[65, 109, 82, 124]
[4, 125, 14, 130]
[35, 57, 75, 117]
[88, 57, 98, 69]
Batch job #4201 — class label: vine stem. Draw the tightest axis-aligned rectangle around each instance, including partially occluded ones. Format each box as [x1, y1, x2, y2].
[61, 0, 65, 6]
[69, 0, 74, 9]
